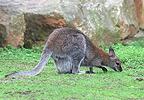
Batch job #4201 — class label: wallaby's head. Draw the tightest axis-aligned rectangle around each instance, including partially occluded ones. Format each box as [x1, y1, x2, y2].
[108, 47, 122, 72]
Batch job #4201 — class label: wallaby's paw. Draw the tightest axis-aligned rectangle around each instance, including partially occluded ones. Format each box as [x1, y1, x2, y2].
[85, 71, 95, 74]
[102, 67, 107, 72]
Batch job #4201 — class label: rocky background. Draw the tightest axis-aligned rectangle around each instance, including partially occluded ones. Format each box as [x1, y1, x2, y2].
[0, 0, 144, 48]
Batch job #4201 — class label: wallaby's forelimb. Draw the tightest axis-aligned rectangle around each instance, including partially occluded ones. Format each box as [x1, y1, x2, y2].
[101, 67, 107, 72]
[5, 46, 52, 78]
[85, 67, 95, 74]
[86, 66, 107, 74]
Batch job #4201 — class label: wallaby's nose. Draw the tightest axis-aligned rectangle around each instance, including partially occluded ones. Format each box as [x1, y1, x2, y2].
[113, 66, 123, 72]
[118, 66, 123, 72]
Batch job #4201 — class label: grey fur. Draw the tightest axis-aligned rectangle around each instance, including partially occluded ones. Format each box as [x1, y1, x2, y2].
[5, 27, 122, 78]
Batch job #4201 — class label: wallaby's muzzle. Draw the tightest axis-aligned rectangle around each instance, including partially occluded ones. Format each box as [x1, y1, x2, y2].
[118, 66, 123, 72]
[113, 65, 123, 72]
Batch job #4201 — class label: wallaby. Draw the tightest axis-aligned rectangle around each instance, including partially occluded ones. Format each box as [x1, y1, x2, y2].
[5, 27, 122, 78]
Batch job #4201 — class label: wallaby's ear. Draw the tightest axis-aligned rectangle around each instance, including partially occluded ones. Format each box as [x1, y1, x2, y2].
[109, 47, 115, 57]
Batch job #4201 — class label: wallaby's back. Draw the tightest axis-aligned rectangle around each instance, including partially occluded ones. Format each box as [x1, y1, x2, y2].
[47, 27, 87, 56]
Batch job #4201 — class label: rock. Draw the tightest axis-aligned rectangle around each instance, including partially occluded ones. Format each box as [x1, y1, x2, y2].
[119, 0, 138, 40]
[0, 0, 144, 48]
[134, 0, 144, 29]
[0, 7, 25, 47]
[134, 29, 144, 38]
[23, 13, 68, 48]
[0, 24, 7, 47]
[119, 0, 144, 41]
[5, 14, 25, 47]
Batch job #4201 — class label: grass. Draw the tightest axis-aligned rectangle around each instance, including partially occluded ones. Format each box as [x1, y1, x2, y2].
[0, 41, 144, 100]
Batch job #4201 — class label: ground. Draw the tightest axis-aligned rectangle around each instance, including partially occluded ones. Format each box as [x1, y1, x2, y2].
[0, 40, 144, 100]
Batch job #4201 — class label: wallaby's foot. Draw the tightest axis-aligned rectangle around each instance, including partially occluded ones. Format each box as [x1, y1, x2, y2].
[85, 70, 95, 74]
[71, 66, 80, 74]
[58, 71, 72, 74]
[78, 71, 86, 74]
[58, 70, 85, 74]
[102, 67, 107, 72]
[72, 71, 79, 74]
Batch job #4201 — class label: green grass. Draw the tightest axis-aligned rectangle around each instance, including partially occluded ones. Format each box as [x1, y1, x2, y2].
[0, 42, 144, 100]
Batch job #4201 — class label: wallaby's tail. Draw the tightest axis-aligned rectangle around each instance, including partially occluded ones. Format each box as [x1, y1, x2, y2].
[5, 45, 52, 78]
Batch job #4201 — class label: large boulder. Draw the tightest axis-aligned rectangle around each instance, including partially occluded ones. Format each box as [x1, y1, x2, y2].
[0, 0, 144, 48]
[0, 6, 25, 47]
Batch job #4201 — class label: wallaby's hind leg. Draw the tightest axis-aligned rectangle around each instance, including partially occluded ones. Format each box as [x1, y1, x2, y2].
[53, 57, 72, 74]
[71, 54, 85, 74]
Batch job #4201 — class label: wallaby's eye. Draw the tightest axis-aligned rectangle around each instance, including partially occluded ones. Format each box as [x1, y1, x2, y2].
[116, 62, 120, 65]
[116, 63, 119, 65]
